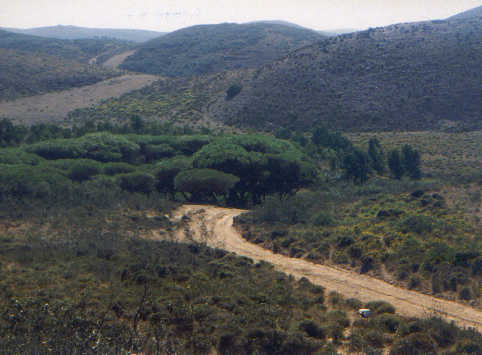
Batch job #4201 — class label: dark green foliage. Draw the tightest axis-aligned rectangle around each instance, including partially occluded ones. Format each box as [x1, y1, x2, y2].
[0, 148, 42, 165]
[311, 126, 352, 151]
[390, 333, 437, 355]
[118, 172, 155, 194]
[368, 138, 385, 175]
[364, 301, 396, 315]
[401, 215, 434, 234]
[401, 144, 422, 180]
[226, 84, 242, 100]
[0, 118, 27, 146]
[299, 320, 326, 339]
[174, 169, 240, 201]
[103, 162, 136, 176]
[26, 133, 140, 162]
[155, 157, 193, 196]
[388, 149, 404, 180]
[343, 148, 370, 184]
[312, 212, 336, 226]
[67, 160, 102, 182]
[0, 164, 71, 198]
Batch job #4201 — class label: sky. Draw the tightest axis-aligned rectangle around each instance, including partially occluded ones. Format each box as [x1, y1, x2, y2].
[1, 0, 481, 32]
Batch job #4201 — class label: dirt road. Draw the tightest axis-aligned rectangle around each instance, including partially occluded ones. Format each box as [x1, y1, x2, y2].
[160, 204, 482, 331]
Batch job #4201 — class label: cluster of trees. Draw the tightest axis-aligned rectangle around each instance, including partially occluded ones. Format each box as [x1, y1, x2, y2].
[305, 126, 422, 184]
[0, 128, 316, 207]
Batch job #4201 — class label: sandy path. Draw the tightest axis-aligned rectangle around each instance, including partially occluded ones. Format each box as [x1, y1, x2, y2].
[161, 204, 482, 332]
[0, 74, 157, 125]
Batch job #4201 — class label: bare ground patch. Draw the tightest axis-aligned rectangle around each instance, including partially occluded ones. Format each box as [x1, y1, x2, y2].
[0, 73, 158, 125]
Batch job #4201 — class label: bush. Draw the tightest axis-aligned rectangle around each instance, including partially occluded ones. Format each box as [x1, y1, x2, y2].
[312, 211, 336, 226]
[459, 287, 472, 300]
[118, 172, 155, 193]
[103, 162, 136, 176]
[68, 161, 102, 182]
[299, 320, 325, 339]
[225, 84, 242, 100]
[390, 333, 437, 355]
[365, 300, 395, 315]
[400, 215, 434, 234]
[174, 168, 239, 201]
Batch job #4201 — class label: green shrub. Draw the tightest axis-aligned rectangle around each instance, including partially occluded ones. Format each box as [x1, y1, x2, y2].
[68, 161, 102, 182]
[118, 172, 155, 193]
[299, 320, 325, 339]
[174, 168, 239, 201]
[103, 162, 136, 176]
[226, 84, 242, 100]
[400, 215, 434, 234]
[365, 300, 395, 314]
[0, 148, 42, 165]
[312, 211, 336, 226]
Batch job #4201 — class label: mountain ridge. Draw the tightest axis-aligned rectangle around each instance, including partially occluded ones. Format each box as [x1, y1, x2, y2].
[119, 22, 326, 76]
[205, 17, 482, 131]
[1, 25, 165, 43]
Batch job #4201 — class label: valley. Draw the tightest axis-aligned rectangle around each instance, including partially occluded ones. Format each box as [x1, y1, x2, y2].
[0, 4, 480, 354]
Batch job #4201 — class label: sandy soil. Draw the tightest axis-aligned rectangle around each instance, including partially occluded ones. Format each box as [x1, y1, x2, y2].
[102, 50, 137, 69]
[0, 73, 158, 125]
[152, 204, 482, 332]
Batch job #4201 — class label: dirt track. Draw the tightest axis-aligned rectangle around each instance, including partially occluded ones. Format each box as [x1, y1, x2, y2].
[158, 204, 482, 332]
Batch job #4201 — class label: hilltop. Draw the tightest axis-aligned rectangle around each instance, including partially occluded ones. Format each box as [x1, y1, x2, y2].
[0, 29, 125, 101]
[2, 25, 165, 43]
[120, 22, 325, 76]
[206, 17, 481, 131]
[448, 5, 482, 20]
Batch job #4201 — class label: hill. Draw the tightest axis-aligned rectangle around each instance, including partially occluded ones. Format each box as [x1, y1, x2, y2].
[448, 5, 482, 20]
[206, 17, 481, 131]
[0, 30, 124, 101]
[119, 22, 325, 76]
[2, 25, 165, 42]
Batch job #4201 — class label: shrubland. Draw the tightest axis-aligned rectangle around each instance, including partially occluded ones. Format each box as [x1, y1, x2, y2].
[0, 119, 480, 353]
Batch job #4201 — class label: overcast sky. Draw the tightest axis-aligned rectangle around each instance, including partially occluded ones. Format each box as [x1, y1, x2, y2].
[2, 0, 481, 32]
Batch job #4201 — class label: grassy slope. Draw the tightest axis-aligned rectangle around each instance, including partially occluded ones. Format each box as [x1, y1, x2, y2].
[120, 22, 324, 76]
[0, 30, 127, 101]
[207, 17, 481, 131]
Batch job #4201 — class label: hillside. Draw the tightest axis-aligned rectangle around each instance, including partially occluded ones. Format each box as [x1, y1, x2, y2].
[448, 5, 482, 20]
[2, 25, 165, 42]
[0, 30, 124, 101]
[119, 22, 325, 76]
[205, 17, 481, 131]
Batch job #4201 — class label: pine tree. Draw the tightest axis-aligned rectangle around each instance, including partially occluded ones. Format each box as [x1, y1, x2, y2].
[388, 149, 404, 179]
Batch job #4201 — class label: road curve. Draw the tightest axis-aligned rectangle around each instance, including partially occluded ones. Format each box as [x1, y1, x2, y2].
[164, 205, 482, 332]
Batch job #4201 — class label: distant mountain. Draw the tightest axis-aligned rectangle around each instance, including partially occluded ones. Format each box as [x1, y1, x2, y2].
[205, 17, 482, 131]
[318, 28, 359, 36]
[120, 22, 325, 76]
[2, 25, 165, 43]
[448, 5, 482, 20]
[0, 30, 120, 101]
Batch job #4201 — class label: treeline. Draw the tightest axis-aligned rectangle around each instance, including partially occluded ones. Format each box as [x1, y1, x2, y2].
[278, 126, 422, 184]
[0, 119, 316, 207]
